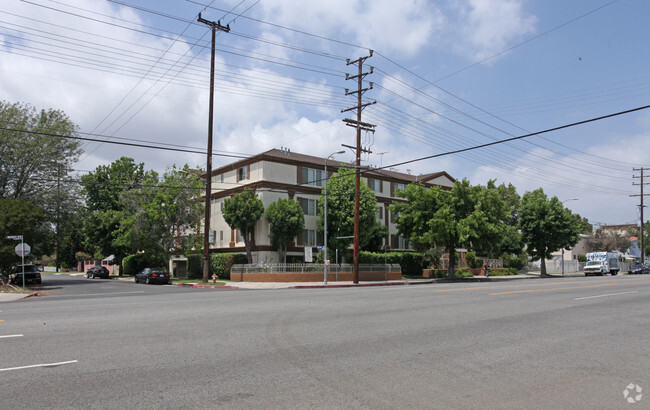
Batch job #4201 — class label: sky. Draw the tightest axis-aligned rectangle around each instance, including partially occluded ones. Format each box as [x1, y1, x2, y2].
[1, 0, 650, 227]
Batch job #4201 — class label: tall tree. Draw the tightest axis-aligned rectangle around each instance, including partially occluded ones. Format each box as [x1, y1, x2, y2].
[81, 157, 149, 273]
[0, 101, 83, 270]
[392, 179, 511, 278]
[118, 165, 204, 259]
[519, 188, 582, 276]
[223, 188, 264, 264]
[317, 167, 382, 260]
[0, 101, 81, 200]
[265, 198, 304, 263]
[0, 198, 52, 278]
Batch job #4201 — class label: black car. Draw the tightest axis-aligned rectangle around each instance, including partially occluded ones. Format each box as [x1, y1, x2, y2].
[86, 265, 110, 279]
[628, 264, 649, 275]
[135, 268, 170, 284]
[11, 264, 42, 285]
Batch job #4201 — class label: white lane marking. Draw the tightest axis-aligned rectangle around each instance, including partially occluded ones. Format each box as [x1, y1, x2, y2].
[48, 291, 145, 298]
[575, 291, 638, 300]
[0, 360, 78, 372]
[0, 334, 24, 339]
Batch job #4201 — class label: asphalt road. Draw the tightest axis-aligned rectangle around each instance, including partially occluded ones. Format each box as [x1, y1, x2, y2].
[1, 274, 648, 409]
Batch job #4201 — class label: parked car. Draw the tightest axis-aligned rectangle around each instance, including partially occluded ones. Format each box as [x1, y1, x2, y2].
[10, 264, 42, 285]
[86, 265, 109, 279]
[628, 264, 649, 275]
[135, 268, 170, 284]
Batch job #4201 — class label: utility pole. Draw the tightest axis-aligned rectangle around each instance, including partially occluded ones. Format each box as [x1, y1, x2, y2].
[632, 167, 650, 263]
[198, 13, 230, 283]
[342, 51, 376, 283]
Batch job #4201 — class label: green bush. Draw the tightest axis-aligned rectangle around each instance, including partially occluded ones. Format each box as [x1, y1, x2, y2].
[210, 253, 248, 280]
[501, 253, 527, 270]
[466, 252, 484, 269]
[455, 268, 474, 277]
[186, 254, 202, 280]
[487, 267, 517, 276]
[577, 254, 586, 263]
[359, 251, 426, 276]
[123, 253, 166, 276]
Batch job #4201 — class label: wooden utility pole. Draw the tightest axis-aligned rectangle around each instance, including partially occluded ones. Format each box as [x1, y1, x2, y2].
[198, 13, 230, 283]
[632, 167, 650, 263]
[342, 51, 375, 283]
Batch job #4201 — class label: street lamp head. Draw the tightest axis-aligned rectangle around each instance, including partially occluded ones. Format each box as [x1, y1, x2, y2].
[562, 198, 579, 204]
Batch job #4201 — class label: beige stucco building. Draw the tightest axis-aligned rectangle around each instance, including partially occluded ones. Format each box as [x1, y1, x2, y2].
[201, 148, 455, 264]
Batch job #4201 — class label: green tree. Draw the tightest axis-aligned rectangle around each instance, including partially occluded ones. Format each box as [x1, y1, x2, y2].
[81, 157, 150, 273]
[0, 198, 52, 278]
[117, 165, 203, 259]
[223, 188, 264, 264]
[0, 101, 83, 271]
[391, 179, 511, 278]
[265, 198, 304, 263]
[0, 101, 81, 200]
[316, 167, 382, 260]
[518, 188, 582, 276]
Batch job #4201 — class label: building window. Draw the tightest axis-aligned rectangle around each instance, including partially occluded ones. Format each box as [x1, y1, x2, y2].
[392, 182, 407, 197]
[301, 229, 323, 246]
[377, 206, 383, 220]
[220, 201, 224, 211]
[219, 231, 223, 241]
[302, 229, 316, 246]
[238, 166, 249, 181]
[220, 173, 224, 183]
[300, 198, 317, 216]
[302, 167, 326, 186]
[368, 178, 382, 192]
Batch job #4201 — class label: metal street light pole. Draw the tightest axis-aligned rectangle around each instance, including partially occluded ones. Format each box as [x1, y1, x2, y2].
[561, 198, 579, 275]
[324, 150, 345, 285]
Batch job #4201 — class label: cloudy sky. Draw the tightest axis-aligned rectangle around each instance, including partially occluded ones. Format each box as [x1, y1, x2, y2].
[2, 0, 649, 226]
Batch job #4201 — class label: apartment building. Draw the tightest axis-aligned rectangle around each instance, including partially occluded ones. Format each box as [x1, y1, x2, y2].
[203, 148, 455, 263]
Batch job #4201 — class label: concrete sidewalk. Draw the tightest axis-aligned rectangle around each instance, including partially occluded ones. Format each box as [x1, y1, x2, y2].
[0, 292, 35, 302]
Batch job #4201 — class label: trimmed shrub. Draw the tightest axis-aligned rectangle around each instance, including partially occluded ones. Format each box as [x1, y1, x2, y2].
[186, 254, 202, 280]
[209, 253, 248, 280]
[487, 267, 518, 276]
[122, 253, 166, 276]
[359, 251, 426, 276]
[466, 252, 483, 268]
[501, 253, 527, 270]
[455, 268, 474, 278]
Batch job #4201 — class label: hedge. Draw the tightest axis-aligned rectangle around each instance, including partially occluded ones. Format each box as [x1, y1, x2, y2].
[186, 253, 248, 280]
[358, 251, 426, 276]
[123, 253, 167, 275]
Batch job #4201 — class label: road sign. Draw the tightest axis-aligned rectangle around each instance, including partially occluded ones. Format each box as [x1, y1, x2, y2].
[15, 243, 31, 257]
[7, 235, 22, 240]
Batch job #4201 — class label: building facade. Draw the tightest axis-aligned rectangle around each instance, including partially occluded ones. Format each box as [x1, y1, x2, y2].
[202, 148, 455, 264]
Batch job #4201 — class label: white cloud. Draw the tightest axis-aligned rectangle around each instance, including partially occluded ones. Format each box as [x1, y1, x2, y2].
[448, 0, 537, 61]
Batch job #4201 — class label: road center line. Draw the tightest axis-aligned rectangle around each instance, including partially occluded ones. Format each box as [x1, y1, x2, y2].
[575, 291, 639, 300]
[0, 360, 78, 372]
[489, 283, 621, 295]
[0, 334, 24, 339]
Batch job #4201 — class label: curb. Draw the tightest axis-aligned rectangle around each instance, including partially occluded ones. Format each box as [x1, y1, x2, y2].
[293, 281, 406, 289]
[175, 283, 237, 289]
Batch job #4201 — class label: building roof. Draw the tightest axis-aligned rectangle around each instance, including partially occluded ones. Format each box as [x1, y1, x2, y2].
[210, 148, 455, 185]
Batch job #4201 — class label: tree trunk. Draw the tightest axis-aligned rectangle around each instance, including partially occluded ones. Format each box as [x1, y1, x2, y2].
[540, 257, 548, 277]
[244, 235, 252, 264]
[447, 247, 456, 279]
